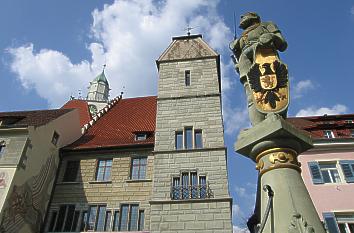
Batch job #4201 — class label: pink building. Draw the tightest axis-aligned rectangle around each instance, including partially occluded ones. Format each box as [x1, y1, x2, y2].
[288, 115, 354, 233]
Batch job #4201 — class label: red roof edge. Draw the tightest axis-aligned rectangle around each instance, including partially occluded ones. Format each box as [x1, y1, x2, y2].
[61, 99, 91, 127]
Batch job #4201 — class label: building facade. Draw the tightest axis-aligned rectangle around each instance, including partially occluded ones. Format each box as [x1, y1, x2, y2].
[289, 115, 354, 233]
[45, 96, 156, 233]
[43, 34, 232, 233]
[150, 35, 232, 232]
[0, 109, 82, 233]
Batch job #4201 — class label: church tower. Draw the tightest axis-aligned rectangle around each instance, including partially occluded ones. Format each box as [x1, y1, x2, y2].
[86, 67, 110, 115]
[150, 35, 232, 232]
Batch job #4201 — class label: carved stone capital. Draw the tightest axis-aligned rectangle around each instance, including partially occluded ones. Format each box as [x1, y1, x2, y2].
[255, 148, 301, 175]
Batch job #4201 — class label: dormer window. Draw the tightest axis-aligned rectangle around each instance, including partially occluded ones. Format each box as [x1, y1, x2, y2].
[135, 133, 147, 141]
[323, 130, 335, 139]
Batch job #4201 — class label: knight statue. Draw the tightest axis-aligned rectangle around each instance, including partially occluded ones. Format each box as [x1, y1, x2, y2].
[230, 12, 289, 126]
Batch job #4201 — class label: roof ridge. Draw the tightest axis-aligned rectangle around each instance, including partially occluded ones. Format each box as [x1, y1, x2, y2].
[81, 95, 122, 134]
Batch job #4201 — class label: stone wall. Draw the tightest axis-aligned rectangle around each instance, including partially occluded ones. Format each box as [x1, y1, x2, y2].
[152, 149, 229, 200]
[155, 96, 224, 152]
[49, 148, 154, 231]
[157, 59, 220, 99]
[152, 40, 232, 232]
[150, 200, 232, 233]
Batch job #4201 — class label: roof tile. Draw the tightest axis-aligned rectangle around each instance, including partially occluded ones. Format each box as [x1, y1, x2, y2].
[66, 96, 157, 150]
[62, 99, 91, 127]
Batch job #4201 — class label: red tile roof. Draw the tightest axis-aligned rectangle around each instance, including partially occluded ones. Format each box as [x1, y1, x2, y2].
[62, 99, 91, 127]
[65, 96, 157, 150]
[287, 114, 354, 139]
[0, 109, 73, 127]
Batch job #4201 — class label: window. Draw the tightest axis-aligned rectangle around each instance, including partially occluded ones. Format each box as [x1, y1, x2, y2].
[175, 127, 203, 150]
[85, 205, 107, 231]
[308, 162, 341, 184]
[118, 204, 144, 231]
[175, 131, 183, 150]
[323, 130, 335, 139]
[185, 70, 191, 86]
[172, 171, 209, 200]
[339, 161, 354, 183]
[112, 210, 120, 231]
[320, 163, 341, 183]
[104, 210, 112, 231]
[63, 160, 79, 182]
[51, 131, 60, 146]
[96, 159, 112, 181]
[48, 211, 58, 232]
[351, 130, 354, 138]
[52, 205, 78, 232]
[323, 212, 354, 233]
[194, 130, 203, 148]
[131, 157, 147, 180]
[80, 211, 88, 231]
[135, 133, 147, 141]
[337, 214, 354, 233]
[138, 210, 145, 231]
[185, 127, 193, 149]
[0, 141, 6, 158]
[309, 160, 354, 184]
[345, 120, 354, 124]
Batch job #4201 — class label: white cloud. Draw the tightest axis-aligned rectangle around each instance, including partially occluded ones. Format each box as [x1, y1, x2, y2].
[233, 204, 245, 217]
[233, 225, 250, 233]
[235, 186, 247, 198]
[292, 79, 314, 99]
[8, 0, 232, 107]
[8, 44, 93, 107]
[296, 104, 348, 117]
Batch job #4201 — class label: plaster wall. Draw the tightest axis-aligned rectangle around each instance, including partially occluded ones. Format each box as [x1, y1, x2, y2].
[298, 150, 354, 220]
[0, 129, 28, 212]
[0, 109, 81, 232]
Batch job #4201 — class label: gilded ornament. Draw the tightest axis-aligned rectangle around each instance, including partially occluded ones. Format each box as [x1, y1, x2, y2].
[256, 159, 264, 170]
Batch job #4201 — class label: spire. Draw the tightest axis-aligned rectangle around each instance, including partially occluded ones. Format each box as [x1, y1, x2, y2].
[86, 64, 110, 102]
[93, 64, 109, 85]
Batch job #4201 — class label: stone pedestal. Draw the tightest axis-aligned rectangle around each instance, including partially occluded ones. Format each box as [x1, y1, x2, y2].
[235, 114, 325, 233]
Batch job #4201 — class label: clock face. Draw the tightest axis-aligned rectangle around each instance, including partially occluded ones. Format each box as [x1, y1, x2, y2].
[89, 104, 98, 116]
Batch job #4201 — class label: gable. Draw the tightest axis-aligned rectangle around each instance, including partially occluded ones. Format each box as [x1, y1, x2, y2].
[158, 35, 218, 62]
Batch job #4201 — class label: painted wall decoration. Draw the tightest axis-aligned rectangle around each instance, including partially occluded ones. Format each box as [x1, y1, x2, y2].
[0, 172, 7, 189]
[0, 154, 57, 233]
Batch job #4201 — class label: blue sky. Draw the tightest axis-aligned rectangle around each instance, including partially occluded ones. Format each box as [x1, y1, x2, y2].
[1, 0, 354, 232]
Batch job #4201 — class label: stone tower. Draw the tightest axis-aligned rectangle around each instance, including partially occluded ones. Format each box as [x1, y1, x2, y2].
[86, 69, 110, 115]
[150, 35, 232, 232]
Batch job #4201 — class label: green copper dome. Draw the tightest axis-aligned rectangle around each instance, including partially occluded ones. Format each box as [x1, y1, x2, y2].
[93, 71, 109, 85]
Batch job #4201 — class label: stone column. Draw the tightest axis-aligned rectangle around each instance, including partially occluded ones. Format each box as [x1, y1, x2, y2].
[235, 113, 325, 233]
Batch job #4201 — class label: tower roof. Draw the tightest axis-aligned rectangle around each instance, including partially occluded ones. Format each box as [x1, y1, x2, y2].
[93, 70, 109, 85]
[157, 34, 218, 64]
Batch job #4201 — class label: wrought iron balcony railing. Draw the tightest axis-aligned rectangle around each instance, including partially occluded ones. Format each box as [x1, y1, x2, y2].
[171, 184, 213, 200]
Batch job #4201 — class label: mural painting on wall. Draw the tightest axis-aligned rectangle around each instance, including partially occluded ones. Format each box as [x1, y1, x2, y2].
[0, 172, 7, 189]
[0, 154, 57, 233]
